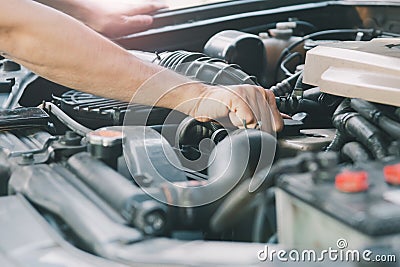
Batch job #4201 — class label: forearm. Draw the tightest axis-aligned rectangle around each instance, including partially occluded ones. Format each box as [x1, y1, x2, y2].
[0, 0, 203, 109]
[33, 0, 99, 32]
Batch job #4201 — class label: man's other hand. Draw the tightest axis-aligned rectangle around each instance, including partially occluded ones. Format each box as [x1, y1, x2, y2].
[85, 0, 167, 38]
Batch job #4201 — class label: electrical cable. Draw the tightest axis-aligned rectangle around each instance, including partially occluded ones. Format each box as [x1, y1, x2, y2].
[275, 28, 380, 80]
[280, 52, 302, 76]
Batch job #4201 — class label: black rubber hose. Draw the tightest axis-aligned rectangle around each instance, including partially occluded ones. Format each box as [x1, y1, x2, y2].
[270, 71, 302, 96]
[210, 151, 339, 233]
[276, 97, 326, 115]
[333, 112, 388, 159]
[369, 115, 400, 140]
[350, 98, 400, 139]
[395, 108, 400, 120]
[303, 87, 322, 102]
[295, 99, 325, 114]
[210, 168, 278, 233]
[326, 130, 352, 152]
[67, 152, 169, 236]
[331, 99, 388, 159]
[333, 98, 353, 117]
[293, 71, 304, 95]
[209, 178, 255, 233]
[341, 142, 371, 163]
[326, 100, 354, 151]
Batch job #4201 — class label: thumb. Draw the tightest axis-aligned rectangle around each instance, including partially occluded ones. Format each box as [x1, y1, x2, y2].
[126, 3, 168, 15]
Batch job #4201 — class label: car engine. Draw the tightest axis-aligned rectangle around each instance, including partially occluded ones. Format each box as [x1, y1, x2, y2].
[0, 1, 400, 266]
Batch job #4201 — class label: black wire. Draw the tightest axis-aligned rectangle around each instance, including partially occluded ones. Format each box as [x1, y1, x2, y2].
[294, 20, 318, 32]
[290, 29, 376, 55]
[280, 52, 302, 76]
[274, 28, 379, 81]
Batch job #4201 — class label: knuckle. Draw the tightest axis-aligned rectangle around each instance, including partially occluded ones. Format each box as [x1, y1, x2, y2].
[264, 89, 274, 98]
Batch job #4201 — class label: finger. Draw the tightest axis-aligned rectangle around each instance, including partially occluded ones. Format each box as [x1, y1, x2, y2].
[245, 86, 275, 132]
[256, 92, 274, 133]
[212, 116, 237, 130]
[228, 97, 255, 128]
[126, 3, 168, 15]
[280, 113, 292, 119]
[264, 89, 283, 132]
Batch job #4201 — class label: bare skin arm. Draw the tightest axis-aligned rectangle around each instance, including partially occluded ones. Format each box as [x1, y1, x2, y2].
[0, 0, 283, 132]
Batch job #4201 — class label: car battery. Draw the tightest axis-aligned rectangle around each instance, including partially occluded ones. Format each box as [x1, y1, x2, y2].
[276, 158, 400, 251]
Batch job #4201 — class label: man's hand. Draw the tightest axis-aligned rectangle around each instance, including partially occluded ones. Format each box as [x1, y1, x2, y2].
[185, 85, 283, 133]
[35, 0, 167, 38]
[82, 0, 167, 38]
[127, 69, 283, 133]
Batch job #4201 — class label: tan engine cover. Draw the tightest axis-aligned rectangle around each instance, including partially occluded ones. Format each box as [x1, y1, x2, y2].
[303, 38, 400, 107]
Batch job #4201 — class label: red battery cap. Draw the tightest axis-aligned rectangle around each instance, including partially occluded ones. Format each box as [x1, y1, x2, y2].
[383, 163, 400, 185]
[335, 171, 369, 193]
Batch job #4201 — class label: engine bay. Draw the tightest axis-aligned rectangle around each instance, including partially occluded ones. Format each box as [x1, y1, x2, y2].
[1, 1, 400, 266]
